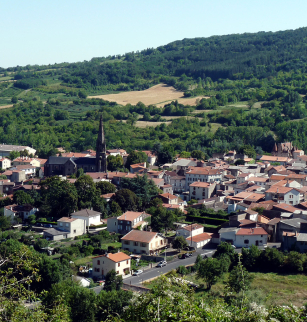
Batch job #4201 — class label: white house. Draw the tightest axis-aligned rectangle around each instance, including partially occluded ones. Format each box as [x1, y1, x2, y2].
[234, 227, 268, 248]
[72, 275, 91, 287]
[176, 223, 204, 238]
[92, 252, 131, 279]
[43, 217, 86, 240]
[71, 209, 101, 227]
[4, 204, 39, 222]
[219, 227, 268, 247]
[185, 168, 223, 190]
[0, 157, 11, 170]
[186, 233, 212, 249]
[265, 186, 302, 205]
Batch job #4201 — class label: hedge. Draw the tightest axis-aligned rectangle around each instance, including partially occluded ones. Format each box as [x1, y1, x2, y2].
[87, 224, 107, 229]
[186, 215, 228, 226]
[36, 221, 57, 225]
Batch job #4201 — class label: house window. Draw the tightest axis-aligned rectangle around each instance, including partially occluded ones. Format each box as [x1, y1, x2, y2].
[134, 242, 138, 246]
[126, 260, 129, 264]
[97, 260, 100, 265]
[95, 268, 99, 272]
[73, 229, 76, 233]
[118, 263, 120, 267]
[289, 195, 293, 199]
[244, 239, 249, 244]
[141, 242, 146, 247]
[66, 223, 69, 227]
[124, 241, 130, 245]
[261, 235, 263, 237]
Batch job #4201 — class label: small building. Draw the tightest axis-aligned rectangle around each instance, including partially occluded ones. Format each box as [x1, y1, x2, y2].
[107, 211, 151, 234]
[189, 181, 216, 201]
[235, 227, 268, 248]
[0, 157, 11, 170]
[92, 252, 131, 279]
[4, 204, 39, 223]
[0, 144, 36, 158]
[186, 232, 212, 249]
[158, 193, 179, 205]
[43, 217, 86, 240]
[72, 275, 91, 287]
[121, 230, 167, 255]
[71, 209, 101, 227]
[176, 223, 204, 238]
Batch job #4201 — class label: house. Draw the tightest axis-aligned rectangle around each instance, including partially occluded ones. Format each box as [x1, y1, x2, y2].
[43, 217, 86, 240]
[4, 204, 39, 223]
[160, 184, 173, 194]
[101, 193, 115, 202]
[176, 223, 204, 238]
[246, 176, 269, 187]
[71, 209, 101, 227]
[142, 151, 157, 166]
[271, 142, 295, 158]
[277, 218, 307, 242]
[236, 173, 253, 184]
[92, 252, 131, 279]
[235, 227, 268, 247]
[185, 168, 223, 190]
[107, 149, 127, 157]
[189, 181, 216, 201]
[121, 230, 167, 255]
[12, 157, 41, 167]
[0, 157, 11, 169]
[107, 211, 151, 234]
[9, 165, 36, 178]
[259, 155, 290, 166]
[282, 223, 307, 252]
[0, 144, 36, 157]
[130, 163, 147, 174]
[186, 233, 212, 249]
[0, 180, 14, 195]
[158, 192, 180, 206]
[169, 175, 186, 193]
[265, 186, 302, 205]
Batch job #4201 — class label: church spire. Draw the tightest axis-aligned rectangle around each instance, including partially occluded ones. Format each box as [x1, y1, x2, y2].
[96, 115, 107, 172]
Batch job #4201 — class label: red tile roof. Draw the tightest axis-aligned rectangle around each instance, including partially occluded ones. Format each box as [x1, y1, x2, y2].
[186, 232, 212, 242]
[94, 252, 131, 263]
[236, 227, 268, 235]
[121, 230, 159, 243]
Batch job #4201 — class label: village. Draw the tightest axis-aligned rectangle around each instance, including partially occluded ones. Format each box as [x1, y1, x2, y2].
[1, 129, 307, 285]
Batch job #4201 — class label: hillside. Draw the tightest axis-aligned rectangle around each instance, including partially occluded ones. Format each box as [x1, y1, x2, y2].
[1, 28, 307, 157]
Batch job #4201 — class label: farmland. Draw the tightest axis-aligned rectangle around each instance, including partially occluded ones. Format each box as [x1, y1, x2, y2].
[89, 84, 209, 107]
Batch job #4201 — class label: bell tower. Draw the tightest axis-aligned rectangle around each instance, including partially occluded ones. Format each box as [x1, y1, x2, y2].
[96, 115, 107, 172]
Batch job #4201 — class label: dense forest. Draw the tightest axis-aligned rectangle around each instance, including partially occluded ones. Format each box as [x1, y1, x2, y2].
[1, 28, 307, 156]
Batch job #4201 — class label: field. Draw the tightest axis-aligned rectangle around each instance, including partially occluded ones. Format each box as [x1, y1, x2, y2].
[89, 84, 209, 107]
[145, 272, 307, 307]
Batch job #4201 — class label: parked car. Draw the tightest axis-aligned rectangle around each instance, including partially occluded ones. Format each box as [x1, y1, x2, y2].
[231, 245, 236, 249]
[133, 269, 143, 276]
[157, 261, 167, 267]
[44, 224, 52, 228]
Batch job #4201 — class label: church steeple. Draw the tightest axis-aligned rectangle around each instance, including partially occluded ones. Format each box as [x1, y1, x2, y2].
[96, 115, 107, 172]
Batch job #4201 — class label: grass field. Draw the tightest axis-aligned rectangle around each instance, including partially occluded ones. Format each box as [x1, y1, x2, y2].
[145, 272, 307, 307]
[122, 120, 172, 128]
[89, 84, 209, 107]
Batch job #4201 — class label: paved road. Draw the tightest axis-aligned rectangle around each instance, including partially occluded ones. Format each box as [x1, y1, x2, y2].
[124, 249, 216, 286]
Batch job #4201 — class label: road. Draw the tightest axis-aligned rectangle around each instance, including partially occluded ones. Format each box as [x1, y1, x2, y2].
[124, 249, 215, 286]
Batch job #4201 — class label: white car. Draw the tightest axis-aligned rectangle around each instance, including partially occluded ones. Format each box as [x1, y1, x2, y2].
[157, 261, 167, 267]
[133, 269, 143, 276]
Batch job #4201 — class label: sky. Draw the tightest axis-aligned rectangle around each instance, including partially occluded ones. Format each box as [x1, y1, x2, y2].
[1, 0, 307, 68]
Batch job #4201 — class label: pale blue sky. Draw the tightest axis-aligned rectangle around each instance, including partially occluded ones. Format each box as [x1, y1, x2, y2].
[1, 0, 307, 68]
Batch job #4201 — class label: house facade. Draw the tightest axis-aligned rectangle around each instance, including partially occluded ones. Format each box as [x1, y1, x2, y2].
[121, 230, 167, 255]
[71, 209, 101, 227]
[92, 252, 131, 279]
[176, 223, 204, 238]
[0, 157, 11, 169]
[189, 181, 216, 201]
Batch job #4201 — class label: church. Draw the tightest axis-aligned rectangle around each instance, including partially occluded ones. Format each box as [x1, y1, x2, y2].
[44, 116, 107, 177]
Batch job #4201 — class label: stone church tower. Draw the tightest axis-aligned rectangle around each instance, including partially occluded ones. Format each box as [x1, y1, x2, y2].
[96, 115, 107, 172]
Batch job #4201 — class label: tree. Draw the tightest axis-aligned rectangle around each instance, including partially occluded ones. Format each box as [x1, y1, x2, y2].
[104, 269, 123, 291]
[0, 215, 11, 230]
[96, 289, 133, 321]
[76, 168, 84, 178]
[13, 190, 34, 205]
[107, 155, 123, 171]
[197, 258, 223, 290]
[110, 189, 140, 212]
[148, 205, 178, 232]
[126, 150, 147, 168]
[28, 214, 36, 225]
[226, 258, 253, 293]
[96, 181, 116, 195]
[11, 96, 18, 104]
[173, 236, 188, 251]
[39, 176, 78, 218]
[8, 151, 20, 161]
[191, 150, 205, 160]
[75, 175, 100, 209]
[157, 146, 174, 165]
[121, 174, 159, 208]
